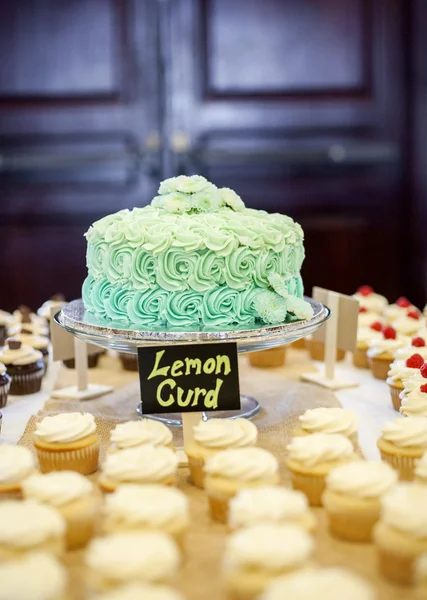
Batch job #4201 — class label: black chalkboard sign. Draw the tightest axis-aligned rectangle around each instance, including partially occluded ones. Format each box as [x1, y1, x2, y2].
[137, 343, 241, 414]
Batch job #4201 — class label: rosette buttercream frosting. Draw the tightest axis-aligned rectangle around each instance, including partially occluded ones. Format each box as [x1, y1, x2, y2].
[380, 483, 427, 538]
[325, 461, 397, 499]
[0, 445, 35, 483]
[223, 523, 314, 572]
[96, 584, 185, 600]
[0, 552, 68, 600]
[204, 447, 278, 481]
[193, 418, 257, 449]
[353, 289, 387, 313]
[400, 388, 427, 417]
[83, 175, 312, 327]
[0, 343, 43, 366]
[22, 471, 93, 506]
[298, 408, 358, 438]
[367, 335, 410, 359]
[286, 434, 355, 467]
[415, 452, 427, 482]
[34, 412, 96, 443]
[101, 445, 178, 484]
[387, 359, 422, 384]
[381, 417, 427, 448]
[110, 419, 173, 450]
[85, 531, 180, 583]
[0, 500, 65, 547]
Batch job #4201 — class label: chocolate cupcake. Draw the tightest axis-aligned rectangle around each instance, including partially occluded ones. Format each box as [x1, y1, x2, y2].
[0, 363, 11, 408]
[119, 352, 139, 372]
[12, 333, 50, 373]
[63, 352, 102, 370]
[9, 306, 49, 338]
[0, 340, 45, 395]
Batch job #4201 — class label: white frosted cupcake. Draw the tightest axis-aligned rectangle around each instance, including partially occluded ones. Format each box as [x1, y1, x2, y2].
[383, 297, 418, 324]
[373, 483, 427, 585]
[102, 484, 189, 548]
[353, 323, 383, 369]
[416, 553, 427, 589]
[228, 486, 316, 533]
[0, 444, 37, 498]
[22, 471, 101, 550]
[85, 531, 180, 593]
[377, 417, 427, 480]
[0, 500, 65, 559]
[367, 328, 410, 380]
[37, 296, 65, 322]
[400, 386, 427, 417]
[223, 523, 314, 600]
[393, 312, 424, 336]
[415, 452, 427, 485]
[386, 353, 425, 411]
[323, 461, 397, 542]
[293, 407, 358, 447]
[94, 583, 185, 600]
[0, 552, 69, 600]
[204, 447, 279, 523]
[286, 433, 358, 506]
[108, 419, 173, 453]
[34, 412, 99, 475]
[99, 445, 178, 492]
[352, 286, 388, 313]
[260, 567, 375, 600]
[185, 418, 257, 488]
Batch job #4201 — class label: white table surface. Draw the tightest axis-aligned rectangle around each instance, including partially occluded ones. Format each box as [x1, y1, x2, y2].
[0, 356, 395, 460]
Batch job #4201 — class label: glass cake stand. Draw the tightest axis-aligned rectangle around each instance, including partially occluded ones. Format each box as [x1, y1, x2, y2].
[55, 298, 330, 426]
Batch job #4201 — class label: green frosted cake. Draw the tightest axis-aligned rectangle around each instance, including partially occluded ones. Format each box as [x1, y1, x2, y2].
[82, 175, 312, 328]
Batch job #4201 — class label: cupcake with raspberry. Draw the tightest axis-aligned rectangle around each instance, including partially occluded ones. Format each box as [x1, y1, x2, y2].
[400, 383, 427, 417]
[399, 361, 427, 402]
[395, 335, 427, 361]
[353, 318, 383, 369]
[367, 326, 409, 380]
[383, 296, 419, 324]
[353, 285, 388, 314]
[387, 353, 425, 411]
[393, 309, 424, 337]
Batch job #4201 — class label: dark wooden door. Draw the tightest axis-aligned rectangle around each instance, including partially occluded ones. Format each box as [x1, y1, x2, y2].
[0, 0, 160, 310]
[167, 0, 409, 301]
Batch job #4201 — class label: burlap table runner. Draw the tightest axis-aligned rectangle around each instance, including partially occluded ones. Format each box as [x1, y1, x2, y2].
[16, 351, 424, 599]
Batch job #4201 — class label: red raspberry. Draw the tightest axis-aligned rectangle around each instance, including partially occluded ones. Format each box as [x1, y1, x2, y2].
[421, 363, 427, 379]
[382, 326, 397, 340]
[412, 337, 426, 347]
[358, 285, 373, 296]
[407, 309, 420, 320]
[421, 383, 427, 393]
[406, 354, 424, 369]
[396, 296, 411, 308]
[359, 306, 368, 313]
[370, 321, 383, 332]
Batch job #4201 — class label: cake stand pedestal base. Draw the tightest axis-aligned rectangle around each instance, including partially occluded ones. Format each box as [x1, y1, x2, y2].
[51, 383, 113, 401]
[300, 373, 358, 390]
[136, 394, 260, 427]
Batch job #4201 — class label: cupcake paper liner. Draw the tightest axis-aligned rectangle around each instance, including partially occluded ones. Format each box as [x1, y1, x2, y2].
[188, 456, 206, 489]
[378, 449, 419, 481]
[352, 347, 369, 369]
[0, 535, 65, 561]
[324, 495, 380, 542]
[388, 384, 403, 412]
[368, 356, 392, 380]
[60, 495, 101, 550]
[0, 375, 11, 408]
[306, 340, 346, 362]
[207, 493, 230, 524]
[119, 354, 139, 372]
[9, 366, 44, 396]
[248, 347, 286, 368]
[36, 441, 100, 475]
[289, 470, 326, 507]
[377, 546, 416, 586]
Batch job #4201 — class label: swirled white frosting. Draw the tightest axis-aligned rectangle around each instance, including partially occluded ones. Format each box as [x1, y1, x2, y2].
[0, 552, 68, 600]
[204, 447, 278, 481]
[326, 461, 397, 498]
[383, 303, 417, 323]
[380, 483, 427, 538]
[37, 299, 64, 320]
[0, 310, 12, 327]
[22, 471, 94, 507]
[357, 327, 382, 345]
[393, 315, 423, 336]
[104, 484, 189, 528]
[0, 343, 43, 366]
[96, 583, 185, 600]
[401, 373, 426, 395]
[85, 531, 180, 582]
[387, 359, 421, 383]
[358, 312, 383, 328]
[395, 345, 427, 361]
[298, 408, 358, 437]
[381, 417, 427, 448]
[228, 486, 310, 529]
[286, 433, 355, 468]
[223, 523, 313, 572]
[260, 567, 375, 600]
[193, 418, 257, 449]
[415, 453, 427, 481]
[353, 292, 387, 314]
[110, 419, 173, 449]
[0, 500, 65, 547]
[367, 336, 409, 359]
[34, 412, 96, 443]
[101, 445, 178, 483]
[0, 445, 35, 483]
[13, 333, 49, 351]
[8, 322, 49, 338]
[400, 389, 427, 417]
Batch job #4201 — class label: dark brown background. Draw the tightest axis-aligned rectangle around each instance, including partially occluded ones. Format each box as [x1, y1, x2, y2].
[0, 0, 426, 311]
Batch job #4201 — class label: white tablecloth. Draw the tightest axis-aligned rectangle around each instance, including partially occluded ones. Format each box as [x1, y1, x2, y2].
[0, 357, 394, 459]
